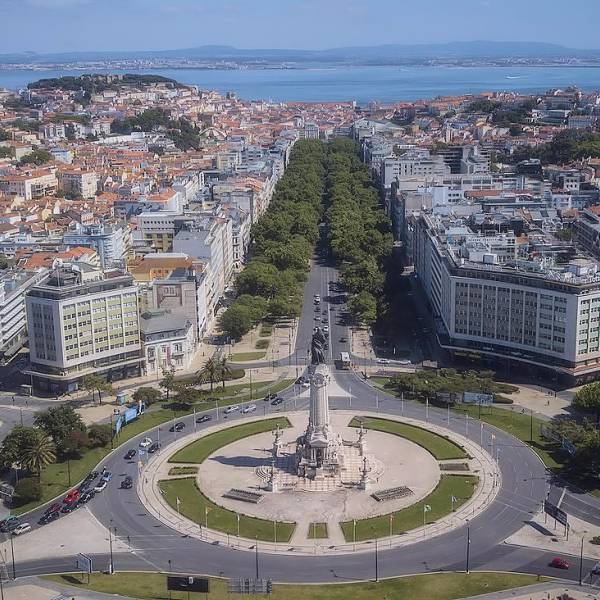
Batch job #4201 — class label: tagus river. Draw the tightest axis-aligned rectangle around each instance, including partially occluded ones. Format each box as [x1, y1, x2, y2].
[1, 65, 599, 103]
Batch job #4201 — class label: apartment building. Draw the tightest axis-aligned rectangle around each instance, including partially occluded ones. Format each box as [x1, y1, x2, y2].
[413, 212, 600, 383]
[0, 169, 58, 200]
[24, 264, 143, 393]
[63, 223, 129, 268]
[0, 269, 48, 364]
[382, 150, 451, 189]
[57, 169, 98, 199]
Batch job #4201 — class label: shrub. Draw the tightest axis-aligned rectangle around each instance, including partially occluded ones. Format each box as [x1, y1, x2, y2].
[255, 339, 270, 350]
[591, 535, 600, 545]
[259, 324, 273, 337]
[15, 478, 42, 502]
[493, 395, 514, 404]
[88, 424, 112, 447]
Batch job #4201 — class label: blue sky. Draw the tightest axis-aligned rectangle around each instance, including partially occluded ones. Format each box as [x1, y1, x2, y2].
[1, 0, 598, 54]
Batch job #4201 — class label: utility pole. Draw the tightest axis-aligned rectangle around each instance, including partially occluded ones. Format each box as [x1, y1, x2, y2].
[375, 538, 379, 582]
[255, 537, 260, 580]
[9, 535, 16, 580]
[465, 521, 471, 574]
[579, 535, 585, 586]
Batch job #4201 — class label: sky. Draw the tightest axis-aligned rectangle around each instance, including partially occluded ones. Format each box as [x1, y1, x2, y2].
[0, 0, 599, 54]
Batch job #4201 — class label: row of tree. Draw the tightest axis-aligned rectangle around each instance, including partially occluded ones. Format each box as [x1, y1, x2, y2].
[509, 129, 600, 165]
[219, 140, 326, 340]
[324, 138, 393, 325]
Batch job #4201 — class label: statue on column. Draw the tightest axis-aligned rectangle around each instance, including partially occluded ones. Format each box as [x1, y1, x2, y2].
[310, 328, 327, 365]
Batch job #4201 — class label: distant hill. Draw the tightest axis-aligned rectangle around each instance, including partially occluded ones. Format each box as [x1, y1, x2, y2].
[1, 41, 600, 65]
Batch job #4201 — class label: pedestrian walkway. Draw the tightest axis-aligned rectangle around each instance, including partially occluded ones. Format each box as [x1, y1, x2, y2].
[2, 577, 139, 600]
[460, 581, 600, 600]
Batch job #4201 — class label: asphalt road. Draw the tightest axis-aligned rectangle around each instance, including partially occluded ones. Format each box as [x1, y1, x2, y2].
[5, 252, 600, 586]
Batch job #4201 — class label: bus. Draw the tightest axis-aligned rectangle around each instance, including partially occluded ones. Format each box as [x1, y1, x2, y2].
[339, 352, 351, 370]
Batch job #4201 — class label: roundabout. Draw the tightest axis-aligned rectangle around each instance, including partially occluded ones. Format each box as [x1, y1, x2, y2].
[139, 400, 499, 553]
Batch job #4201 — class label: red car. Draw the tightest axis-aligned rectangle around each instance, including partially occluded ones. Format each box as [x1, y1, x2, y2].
[63, 490, 80, 504]
[550, 557, 570, 570]
[45, 503, 61, 514]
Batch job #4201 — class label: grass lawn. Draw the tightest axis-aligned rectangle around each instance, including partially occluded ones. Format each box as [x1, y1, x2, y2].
[349, 416, 467, 460]
[159, 477, 295, 542]
[230, 351, 266, 361]
[169, 417, 291, 464]
[451, 404, 565, 471]
[13, 405, 193, 514]
[168, 466, 198, 476]
[195, 378, 295, 405]
[44, 571, 546, 600]
[307, 522, 328, 539]
[340, 475, 478, 541]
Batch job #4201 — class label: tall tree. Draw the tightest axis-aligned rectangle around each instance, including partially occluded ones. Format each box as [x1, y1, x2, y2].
[34, 405, 86, 452]
[201, 357, 220, 392]
[159, 368, 176, 401]
[573, 383, 600, 423]
[22, 430, 56, 480]
[218, 355, 232, 391]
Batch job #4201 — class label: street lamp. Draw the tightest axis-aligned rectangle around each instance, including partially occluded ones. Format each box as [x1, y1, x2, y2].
[465, 520, 471, 574]
[108, 520, 114, 575]
[579, 533, 586, 586]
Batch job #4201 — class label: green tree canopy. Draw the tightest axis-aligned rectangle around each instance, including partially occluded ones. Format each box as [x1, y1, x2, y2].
[34, 405, 86, 452]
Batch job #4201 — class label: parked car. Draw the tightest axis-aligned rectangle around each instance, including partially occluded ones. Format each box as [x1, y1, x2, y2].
[339, 337, 347, 343]
[38, 511, 60, 526]
[77, 481, 90, 494]
[44, 503, 62, 515]
[139, 437, 152, 448]
[79, 490, 95, 504]
[61, 501, 78, 514]
[64, 490, 80, 504]
[270, 396, 284, 406]
[124, 449, 136, 460]
[169, 422, 185, 432]
[94, 480, 108, 493]
[0, 517, 20, 532]
[549, 557, 570, 570]
[101, 471, 112, 482]
[148, 442, 161, 454]
[120, 476, 133, 489]
[301, 381, 310, 388]
[196, 414, 212, 424]
[224, 405, 240, 414]
[323, 326, 329, 333]
[263, 393, 276, 402]
[241, 403, 257, 414]
[12, 523, 31, 536]
[295, 376, 306, 385]
[84, 471, 98, 483]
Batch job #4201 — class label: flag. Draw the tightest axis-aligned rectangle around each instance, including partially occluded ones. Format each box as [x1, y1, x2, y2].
[424, 505, 432, 512]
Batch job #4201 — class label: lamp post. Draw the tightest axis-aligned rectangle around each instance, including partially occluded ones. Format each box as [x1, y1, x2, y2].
[465, 520, 471, 574]
[579, 534, 586, 586]
[108, 520, 114, 575]
[375, 537, 379, 583]
[9, 534, 16, 580]
[255, 537, 260, 580]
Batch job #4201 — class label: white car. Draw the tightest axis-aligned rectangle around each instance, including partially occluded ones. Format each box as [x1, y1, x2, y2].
[376, 358, 390, 364]
[139, 437, 152, 448]
[12, 523, 31, 536]
[301, 381, 310, 388]
[94, 480, 108, 493]
[224, 405, 240, 414]
[323, 326, 329, 333]
[242, 403, 257, 414]
[398, 359, 412, 365]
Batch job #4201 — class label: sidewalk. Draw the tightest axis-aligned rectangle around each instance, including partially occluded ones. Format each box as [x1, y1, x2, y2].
[3, 577, 139, 600]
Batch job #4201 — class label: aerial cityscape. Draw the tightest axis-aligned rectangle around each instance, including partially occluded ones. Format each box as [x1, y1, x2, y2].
[0, 1, 600, 600]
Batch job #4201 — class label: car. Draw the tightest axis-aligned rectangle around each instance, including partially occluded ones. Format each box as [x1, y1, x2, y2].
[61, 501, 79, 514]
[120, 476, 133, 489]
[94, 480, 108, 493]
[398, 359, 412, 365]
[295, 376, 306, 385]
[44, 503, 62, 515]
[591, 561, 600, 576]
[263, 392, 276, 402]
[270, 396, 284, 406]
[301, 381, 310, 388]
[242, 403, 257, 414]
[139, 437, 152, 448]
[12, 523, 31, 536]
[148, 442, 161, 454]
[224, 405, 240, 414]
[323, 326, 329, 333]
[339, 337, 347, 343]
[64, 490, 80, 504]
[77, 481, 90, 493]
[38, 511, 60, 526]
[0, 517, 19, 532]
[376, 358, 390, 364]
[321, 317, 328, 323]
[169, 422, 185, 432]
[84, 471, 98, 483]
[101, 471, 112, 482]
[196, 414, 212, 424]
[124, 449, 136, 460]
[79, 490, 95, 503]
[549, 557, 570, 570]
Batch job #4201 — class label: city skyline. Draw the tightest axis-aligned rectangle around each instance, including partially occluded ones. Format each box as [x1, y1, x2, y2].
[0, 0, 599, 54]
